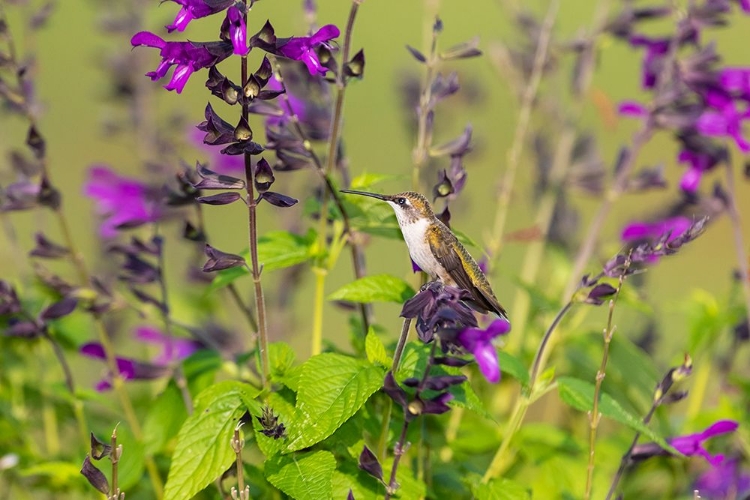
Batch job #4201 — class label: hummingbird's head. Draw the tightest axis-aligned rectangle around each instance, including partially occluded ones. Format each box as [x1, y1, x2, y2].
[340, 190, 434, 226]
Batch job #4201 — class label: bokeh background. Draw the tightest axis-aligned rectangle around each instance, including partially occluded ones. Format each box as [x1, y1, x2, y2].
[2, 0, 749, 363]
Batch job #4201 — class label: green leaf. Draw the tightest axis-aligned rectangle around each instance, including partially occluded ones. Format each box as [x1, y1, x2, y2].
[264, 450, 336, 500]
[269, 342, 296, 381]
[557, 377, 674, 451]
[472, 478, 531, 500]
[20, 461, 86, 489]
[328, 274, 415, 304]
[208, 230, 316, 292]
[254, 391, 295, 458]
[350, 173, 400, 189]
[365, 328, 390, 366]
[448, 379, 494, 421]
[498, 351, 530, 388]
[164, 381, 259, 500]
[143, 382, 188, 455]
[286, 353, 385, 451]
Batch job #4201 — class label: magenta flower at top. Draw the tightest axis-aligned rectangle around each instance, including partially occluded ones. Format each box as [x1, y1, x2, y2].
[694, 458, 750, 499]
[165, 0, 233, 32]
[131, 31, 229, 93]
[456, 318, 511, 383]
[670, 420, 739, 466]
[277, 24, 340, 75]
[84, 165, 161, 238]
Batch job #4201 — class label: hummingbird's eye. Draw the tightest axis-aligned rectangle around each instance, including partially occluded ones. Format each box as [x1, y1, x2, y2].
[396, 197, 406, 206]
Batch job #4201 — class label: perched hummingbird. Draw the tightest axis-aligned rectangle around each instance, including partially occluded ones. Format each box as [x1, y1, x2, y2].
[341, 190, 508, 319]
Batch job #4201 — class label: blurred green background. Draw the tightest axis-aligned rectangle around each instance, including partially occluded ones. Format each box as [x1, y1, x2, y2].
[2, 0, 749, 363]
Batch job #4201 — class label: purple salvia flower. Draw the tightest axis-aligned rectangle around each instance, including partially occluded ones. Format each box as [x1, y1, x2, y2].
[629, 34, 671, 89]
[83, 166, 161, 238]
[131, 31, 229, 93]
[135, 326, 202, 365]
[165, 0, 233, 33]
[455, 318, 511, 383]
[695, 89, 750, 153]
[277, 24, 340, 75]
[694, 458, 750, 499]
[225, 6, 248, 56]
[80, 343, 170, 391]
[621, 216, 692, 245]
[670, 420, 739, 466]
[677, 148, 719, 192]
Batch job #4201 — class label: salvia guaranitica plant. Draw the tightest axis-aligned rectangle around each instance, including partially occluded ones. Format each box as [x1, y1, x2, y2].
[0, 0, 749, 498]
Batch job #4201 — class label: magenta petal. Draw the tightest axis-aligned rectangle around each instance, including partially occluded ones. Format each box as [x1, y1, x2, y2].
[167, 8, 195, 32]
[486, 318, 511, 337]
[696, 111, 729, 135]
[473, 343, 500, 383]
[411, 259, 423, 273]
[310, 24, 340, 44]
[680, 167, 702, 192]
[618, 101, 648, 117]
[701, 420, 739, 438]
[621, 222, 651, 241]
[80, 342, 106, 359]
[165, 64, 193, 93]
[131, 31, 165, 49]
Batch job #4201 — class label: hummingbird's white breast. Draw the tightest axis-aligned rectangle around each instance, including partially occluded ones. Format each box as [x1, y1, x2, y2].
[399, 217, 451, 283]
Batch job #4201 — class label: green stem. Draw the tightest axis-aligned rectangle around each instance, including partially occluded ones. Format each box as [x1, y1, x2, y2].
[391, 318, 412, 372]
[311, 267, 327, 356]
[486, 0, 558, 264]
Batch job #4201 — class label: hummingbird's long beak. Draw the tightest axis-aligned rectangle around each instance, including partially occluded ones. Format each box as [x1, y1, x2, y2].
[340, 190, 389, 201]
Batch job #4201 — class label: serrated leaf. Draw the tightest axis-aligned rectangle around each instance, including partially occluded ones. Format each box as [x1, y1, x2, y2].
[265, 450, 336, 500]
[448, 379, 494, 421]
[164, 381, 259, 500]
[472, 477, 531, 500]
[328, 274, 415, 304]
[498, 351, 530, 388]
[557, 377, 674, 451]
[365, 329, 390, 366]
[207, 230, 316, 293]
[286, 354, 385, 451]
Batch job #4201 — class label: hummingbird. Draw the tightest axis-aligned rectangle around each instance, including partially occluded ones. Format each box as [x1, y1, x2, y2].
[341, 190, 508, 319]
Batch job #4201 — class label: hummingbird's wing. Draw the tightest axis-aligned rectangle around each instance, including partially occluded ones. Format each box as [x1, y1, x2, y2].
[427, 226, 508, 318]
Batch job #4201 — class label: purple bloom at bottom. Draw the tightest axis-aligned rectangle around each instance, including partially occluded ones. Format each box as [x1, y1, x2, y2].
[695, 458, 750, 499]
[80, 327, 201, 391]
[277, 24, 340, 75]
[670, 420, 739, 466]
[83, 166, 162, 238]
[131, 31, 228, 93]
[455, 319, 511, 383]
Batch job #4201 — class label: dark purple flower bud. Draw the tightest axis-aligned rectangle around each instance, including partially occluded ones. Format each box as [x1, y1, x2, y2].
[440, 37, 481, 60]
[448, 154, 468, 195]
[192, 162, 246, 190]
[131, 31, 231, 93]
[260, 191, 298, 208]
[627, 165, 668, 192]
[203, 244, 246, 272]
[383, 372, 408, 408]
[344, 49, 365, 79]
[220, 141, 265, 156]
[347, 490, 355, 500]
[130, 287, 168, 314]
[403, 374, 467, 391]
[433, 356, 471, 367]
[416, 392, 453, 416]
[628, 34, 671, 89]
[183, 221, 207, 243]
[0, 281, 21, 316]
[256, 405, 286, 439]
[40, 297, 78, 321]
[196, 192, 242, 205]
[430, 72, 460, 103]
[432, 170, 454, 201]
[358, 446, 383, 482]
[29, 232, 69, 259]
[90, 433, 112, 460]
[26, 125, 45, 159]
[118, 253, 160, 284]
[585, 284, 617, 306]
[38, 175, 61, 210]
[277, 25, 340, 75]
[254, 158, 275, 192]
[199, 103, 236, 145]
[165, 0, 233, 33]
[1, 179, 41, 211]
[406, 45, 426, 63]
[454, 318, 511, 383]
[83, 166, 162, 238]
[6, 319, 43, 338]
[401, 282, 478, 342]
[81, 456, 109, 494]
